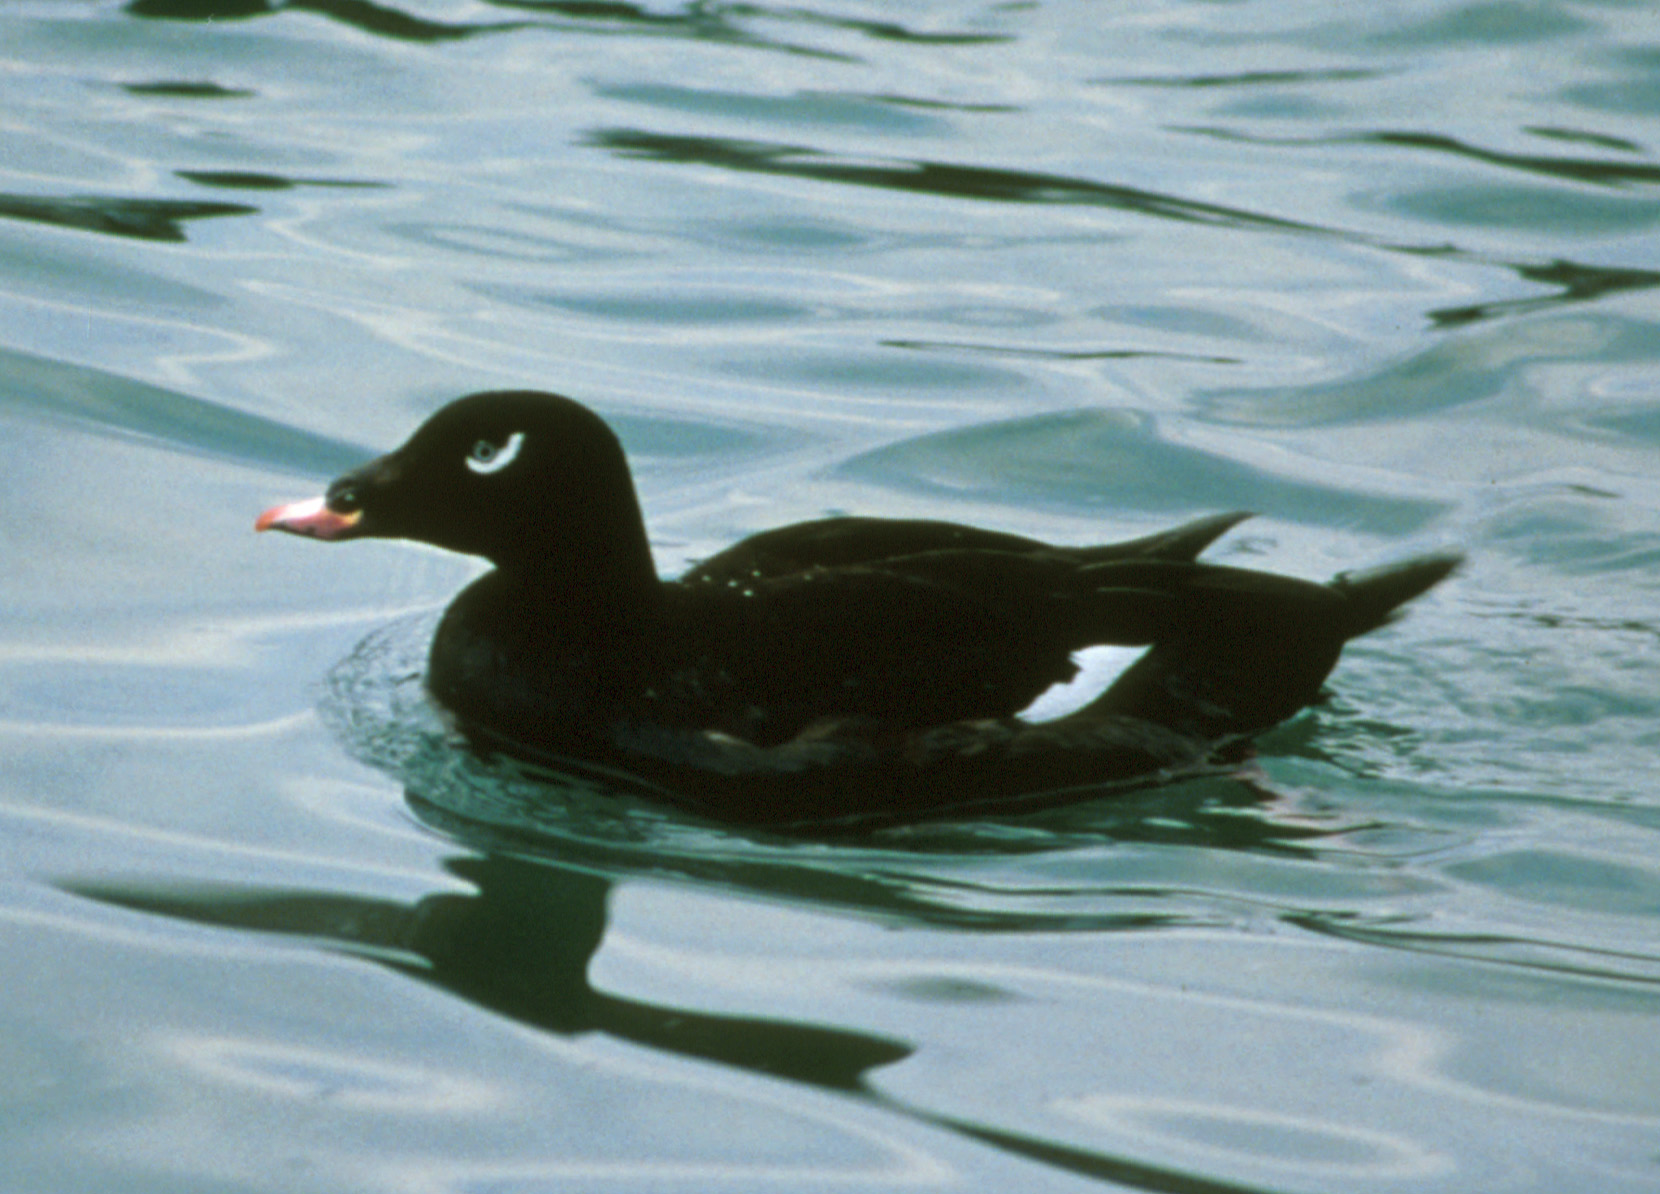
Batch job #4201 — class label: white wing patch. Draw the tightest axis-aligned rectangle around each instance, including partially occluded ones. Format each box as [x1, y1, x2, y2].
[466, 431, 525, 475]
[1016, 645, 1145, 723]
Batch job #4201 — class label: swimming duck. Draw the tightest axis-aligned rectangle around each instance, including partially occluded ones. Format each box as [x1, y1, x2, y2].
[259, 390, 1458, 824]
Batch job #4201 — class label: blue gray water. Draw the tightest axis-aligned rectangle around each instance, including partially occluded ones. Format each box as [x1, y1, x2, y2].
[3, 2, 1660, 1190]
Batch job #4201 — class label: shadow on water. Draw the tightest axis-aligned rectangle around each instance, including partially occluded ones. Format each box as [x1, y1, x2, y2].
[396, 768, 1328, 916]
[1425, 258, 1660, 328]
[1183, 126, 1660, 190]
[65, 828, 1291, 1193]
[587, 128, 1318, 234]
[126, 0, 1010, 46]
[0, 192, 254, 242]
[119, 79, 256, 98]
[1285, 909, 1660, 988]
[1109, 67, 1388, 89]
[587, 126, 1660, 328]
[66, 855, 910, 1092]
[1173, 125, 1660, 324]
[102, 2, 1660, 332]
[175, 170, 389, 191]
[120, 0, 987, 59]
[126, 0, 526, 41]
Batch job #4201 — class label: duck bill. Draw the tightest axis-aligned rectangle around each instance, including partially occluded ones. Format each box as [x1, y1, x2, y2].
[255, 496, 364, 541]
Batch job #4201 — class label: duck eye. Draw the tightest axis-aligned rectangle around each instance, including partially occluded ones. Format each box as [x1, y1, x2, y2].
[466, 431, 524, 475]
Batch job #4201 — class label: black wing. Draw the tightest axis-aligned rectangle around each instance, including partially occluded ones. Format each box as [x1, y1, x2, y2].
[655, 564, 1089, 743]
[681, 511, 1252, 585]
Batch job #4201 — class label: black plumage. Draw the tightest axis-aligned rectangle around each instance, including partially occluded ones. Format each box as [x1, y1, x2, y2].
[259, 390, 1458, 824]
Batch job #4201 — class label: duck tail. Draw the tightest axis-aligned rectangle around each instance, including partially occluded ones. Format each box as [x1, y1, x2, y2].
[1332, 552, 1463, 638]
[1078, 549, 1460, 740]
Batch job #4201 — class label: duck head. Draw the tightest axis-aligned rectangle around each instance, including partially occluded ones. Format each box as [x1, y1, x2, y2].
[257, 390, 656, 587]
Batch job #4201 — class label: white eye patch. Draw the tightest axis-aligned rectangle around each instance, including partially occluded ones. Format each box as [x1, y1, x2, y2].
[466, 431, 525, 475]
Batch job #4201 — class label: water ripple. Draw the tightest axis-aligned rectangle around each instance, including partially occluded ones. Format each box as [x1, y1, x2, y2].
[0, 191, 255, 242]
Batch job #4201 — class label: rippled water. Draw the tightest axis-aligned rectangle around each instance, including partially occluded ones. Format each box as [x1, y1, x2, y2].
[4, 2, 1660, 1190]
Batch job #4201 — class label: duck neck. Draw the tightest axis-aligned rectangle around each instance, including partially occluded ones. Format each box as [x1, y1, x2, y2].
[502, 501, 662, 621]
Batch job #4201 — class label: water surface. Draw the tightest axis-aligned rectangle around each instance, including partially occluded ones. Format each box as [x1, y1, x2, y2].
[3, 2, 1660, 1190]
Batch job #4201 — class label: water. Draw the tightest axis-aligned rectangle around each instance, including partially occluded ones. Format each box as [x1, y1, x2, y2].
[4, 1, 1660, 1189]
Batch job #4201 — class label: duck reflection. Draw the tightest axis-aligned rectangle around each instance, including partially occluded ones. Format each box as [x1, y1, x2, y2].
[67, 835, 910, 1092]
